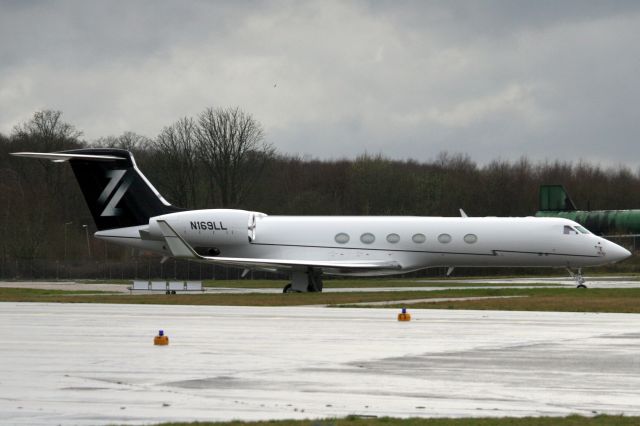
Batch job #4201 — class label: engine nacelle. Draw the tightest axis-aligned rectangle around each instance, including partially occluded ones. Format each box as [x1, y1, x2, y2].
[148, 209, 262, 255]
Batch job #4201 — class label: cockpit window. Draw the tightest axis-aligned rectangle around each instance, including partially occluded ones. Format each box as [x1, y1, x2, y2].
[563, 225, 590, 235]
[575, 226, 591, 234]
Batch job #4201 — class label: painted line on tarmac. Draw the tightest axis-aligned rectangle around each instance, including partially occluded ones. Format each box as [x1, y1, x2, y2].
[338, 295, 528, 306]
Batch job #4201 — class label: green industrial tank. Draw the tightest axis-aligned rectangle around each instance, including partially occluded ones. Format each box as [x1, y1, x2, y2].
[535, 185, 640, 235]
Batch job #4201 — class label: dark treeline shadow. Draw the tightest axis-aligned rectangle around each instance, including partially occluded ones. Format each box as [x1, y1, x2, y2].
[1, 110, 639, 278]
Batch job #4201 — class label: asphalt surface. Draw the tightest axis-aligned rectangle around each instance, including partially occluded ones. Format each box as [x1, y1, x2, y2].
[1, 303, 639, 425]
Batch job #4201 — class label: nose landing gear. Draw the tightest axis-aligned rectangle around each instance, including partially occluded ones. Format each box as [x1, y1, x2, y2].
[567, 267, 587, 288]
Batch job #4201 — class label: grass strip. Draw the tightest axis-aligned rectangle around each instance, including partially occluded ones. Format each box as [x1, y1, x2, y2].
[0, 287, 114, 297]
[2, 287, 640, 313]
[154, 414, 640, 426]
[76, 279, 133, 285]
[342, 288, 640, 313]
[0, 288, 483, 306]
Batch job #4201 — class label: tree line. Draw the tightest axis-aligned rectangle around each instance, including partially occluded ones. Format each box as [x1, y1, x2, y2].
[2, 109, 640, 264]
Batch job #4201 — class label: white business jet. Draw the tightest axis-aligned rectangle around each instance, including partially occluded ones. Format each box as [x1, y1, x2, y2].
[12, 149, 631, 292]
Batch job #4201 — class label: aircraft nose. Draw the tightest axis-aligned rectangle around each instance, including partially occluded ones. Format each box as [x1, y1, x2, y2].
[606, 240, 632, 262]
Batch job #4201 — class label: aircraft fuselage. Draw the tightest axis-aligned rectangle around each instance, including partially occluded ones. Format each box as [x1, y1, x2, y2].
[95, 209, 629, 276]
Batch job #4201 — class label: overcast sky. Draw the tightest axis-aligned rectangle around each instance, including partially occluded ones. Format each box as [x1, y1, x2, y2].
[1, 1, 639, 166]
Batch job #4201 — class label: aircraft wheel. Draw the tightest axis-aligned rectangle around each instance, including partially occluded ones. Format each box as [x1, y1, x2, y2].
[283, 283, 293, 293]
[165, 290, 170, 295]
[577, 284, 587, 289]
[171, 290, 177, 295]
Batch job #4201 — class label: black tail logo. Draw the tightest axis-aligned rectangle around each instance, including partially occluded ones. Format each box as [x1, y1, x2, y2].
[51, 148, 184, 231]
[12, 147, 186, 230]
[98, 169, 134, 217]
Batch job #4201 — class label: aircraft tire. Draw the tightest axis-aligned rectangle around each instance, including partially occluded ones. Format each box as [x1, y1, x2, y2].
[577, 284, 587, 289]
[283, 283, 293, 293]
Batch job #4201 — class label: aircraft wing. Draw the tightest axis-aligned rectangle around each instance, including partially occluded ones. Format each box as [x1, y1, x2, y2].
[156, 220, 402, 272]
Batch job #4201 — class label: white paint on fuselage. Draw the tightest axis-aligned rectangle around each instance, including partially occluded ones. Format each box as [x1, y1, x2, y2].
[246, 215, 618, 272]
[95, 209, 630, 276]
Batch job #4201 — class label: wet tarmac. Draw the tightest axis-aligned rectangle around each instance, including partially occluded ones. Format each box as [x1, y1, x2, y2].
[1, 302, 640, 425]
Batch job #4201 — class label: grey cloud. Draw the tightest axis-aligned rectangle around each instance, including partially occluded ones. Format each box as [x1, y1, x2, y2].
[371, 0, 640, 40]
[1, 0, 639, 167]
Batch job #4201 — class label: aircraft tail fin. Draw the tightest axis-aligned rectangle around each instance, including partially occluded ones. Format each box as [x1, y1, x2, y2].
[11, 149, 183, 231]
[539, 185, 577, 211]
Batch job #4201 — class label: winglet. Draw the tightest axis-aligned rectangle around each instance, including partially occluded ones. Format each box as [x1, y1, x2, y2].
[156, 220, 201, 259]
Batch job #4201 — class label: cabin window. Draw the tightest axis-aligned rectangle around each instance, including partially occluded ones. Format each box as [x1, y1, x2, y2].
[464, 234, 477, 244]
[563, 225, 579, 235]
[360, 233, 375, 244]
[335, 233, 350, 244]
[386, 233, 400, 243]
[438, 233, 452, 244]
[412, 233, 426, 244]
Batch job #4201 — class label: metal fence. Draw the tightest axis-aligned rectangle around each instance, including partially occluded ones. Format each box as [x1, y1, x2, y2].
[0, 257, 462, 281]
[0, 257, 290, 281]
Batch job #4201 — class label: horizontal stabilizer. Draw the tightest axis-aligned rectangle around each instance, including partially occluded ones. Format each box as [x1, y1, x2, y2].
[156, 220, 402, 272]
[11, 152, 125, 162]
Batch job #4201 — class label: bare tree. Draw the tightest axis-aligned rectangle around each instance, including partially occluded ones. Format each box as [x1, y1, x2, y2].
[93, 131, 151, 152]
[152, 117, 202, 208]
[12, 110, 82, 151]
[10, 110, 85, 226]
[10, 110, 83, 188]
[195, 107, 275, 207]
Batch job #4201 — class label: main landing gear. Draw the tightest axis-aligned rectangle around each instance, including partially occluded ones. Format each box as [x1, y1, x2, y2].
[567, 267, 587, 288]
[283, 268, 324, 293]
